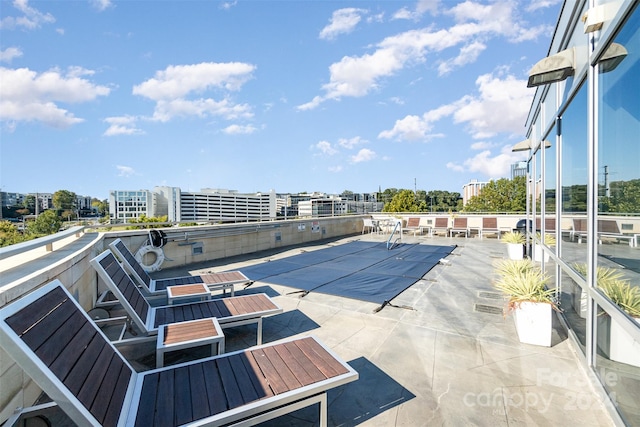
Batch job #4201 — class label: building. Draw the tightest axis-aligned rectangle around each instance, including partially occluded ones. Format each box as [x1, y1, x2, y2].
[110, 187, 277, 223]
[109, 190, 154, 222]
[177, 188, 276, 223]
[510, 161, 527, 179]
[521, 2, 639, 424]
[298, 198, 346, 217]
[461, 179, 487, 205]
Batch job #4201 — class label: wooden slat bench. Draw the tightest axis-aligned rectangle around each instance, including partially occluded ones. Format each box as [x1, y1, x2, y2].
[91, 250, 283, 345]
[0, 281, 358, 427]
[571, 218, 636, 247]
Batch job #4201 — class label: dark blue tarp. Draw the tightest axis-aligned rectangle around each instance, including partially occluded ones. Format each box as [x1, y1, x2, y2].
[240, 241, 455, 305]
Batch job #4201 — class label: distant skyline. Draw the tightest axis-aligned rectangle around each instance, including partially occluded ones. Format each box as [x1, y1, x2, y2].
[0, 0, 561, 200]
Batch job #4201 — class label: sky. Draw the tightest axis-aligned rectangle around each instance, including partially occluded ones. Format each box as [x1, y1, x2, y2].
[0, 0, 563, 201]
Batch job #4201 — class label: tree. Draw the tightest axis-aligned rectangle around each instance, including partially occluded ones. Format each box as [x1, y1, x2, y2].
[0, 220, 23, 247]
[383, 189, 419, 212]
[53, 190, 77, 210]
[27, 210, 62, 236]
[463, 176, 526, 213]
[22, 195, 36, 212]
[92, 198, 109, 216]
[426, 190, 462, 213]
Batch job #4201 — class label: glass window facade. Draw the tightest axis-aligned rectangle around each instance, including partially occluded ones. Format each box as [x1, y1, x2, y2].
[525, 3, 639, 424]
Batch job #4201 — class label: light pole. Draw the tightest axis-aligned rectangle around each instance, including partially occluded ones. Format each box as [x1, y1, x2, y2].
[430, 196, 434, 213]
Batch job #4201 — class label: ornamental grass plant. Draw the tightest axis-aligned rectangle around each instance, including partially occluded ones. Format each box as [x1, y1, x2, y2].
[501, 231, 525, 244]
[493, 265, 557, 313]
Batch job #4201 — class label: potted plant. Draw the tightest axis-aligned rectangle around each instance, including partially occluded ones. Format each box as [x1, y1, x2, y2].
[494, 262, 557, 346]
[597, 279, 640, 367]
[501, 231, 525, 260]
[534, 232, 556, 262]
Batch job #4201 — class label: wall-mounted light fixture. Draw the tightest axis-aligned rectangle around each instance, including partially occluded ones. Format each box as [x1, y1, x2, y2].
[583, 3, 618, 33]
[527, 48, 575, 87]
[512, 139, 552, 152]
[599, 42, 627, 73]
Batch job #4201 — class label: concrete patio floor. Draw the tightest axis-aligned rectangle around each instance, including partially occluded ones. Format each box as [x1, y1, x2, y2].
[150, 232, 616, 426]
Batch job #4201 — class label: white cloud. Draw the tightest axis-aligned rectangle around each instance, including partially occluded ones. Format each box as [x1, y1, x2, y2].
[452, 72, 532, 138]
[328, 165, 343, 173]
[438, 41, 486, 75]
[220, 1, 237, 10]
[447, 145, 526, 178]
[314, 140, 338, 156]
[103, 116, 144, 136]
[351, 148, 376, 163]
[393, 0, 440, 20]
[0, 66, 111, 128]
[0, 0, 55, 30]
[338, 136, 365, 149]
[0, 47, 23, 63]
[445, 161, 464, 172]
[133, 62, 255, 100]
[319, 8, 367, 40]
[116, 165, 136, 177]
[470, 141, 493, 150]
[222, 124, 257, 135]
[91, 0, 112, 12]
[526, 0, 563, 12]
[379, 71, 533, 142]
[151, 98, 252, 122]
[378, 103, 458, 141]
[133, 62, 255, 122]
[299, 1, 549, 110]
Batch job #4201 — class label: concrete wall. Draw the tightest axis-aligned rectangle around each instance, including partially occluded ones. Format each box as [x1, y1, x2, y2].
[0, 216, 362, 424]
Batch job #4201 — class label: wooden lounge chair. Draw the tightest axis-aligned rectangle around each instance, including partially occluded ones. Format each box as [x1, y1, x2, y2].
[91, 250, 282, 344]
[109, 238, 251, 298]
[403, 217, 422, 236]
[430, 217, 450, 237]
[449, 217, 469, 238]
[0, 280, 358, 427]
[480, 217, 501, 239]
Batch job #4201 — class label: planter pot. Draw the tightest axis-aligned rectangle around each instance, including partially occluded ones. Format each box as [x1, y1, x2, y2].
[507, 243, 524, 260]
[597, 315, 640, 368]
[513, 301, 553, 346]
[534, 244, 550, 263]
[571, 283, 588, 319]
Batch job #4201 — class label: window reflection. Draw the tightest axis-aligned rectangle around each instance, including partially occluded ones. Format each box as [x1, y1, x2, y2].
[560, 86, 588, 272]
[595, 7, 640, 424]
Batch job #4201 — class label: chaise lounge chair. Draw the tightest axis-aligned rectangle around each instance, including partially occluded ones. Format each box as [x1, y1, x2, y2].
[109, 238, 251, 298]
[91, 250, 282, 345]
[449, 217, 469, 238]
[0, 280, 358, 427]
[430, 217, 450, 237]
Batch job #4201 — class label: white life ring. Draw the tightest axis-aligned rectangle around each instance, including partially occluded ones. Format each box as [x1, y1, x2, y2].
[135, 245, 165, 272]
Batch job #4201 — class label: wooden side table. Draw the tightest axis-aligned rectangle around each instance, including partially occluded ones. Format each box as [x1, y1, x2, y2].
[166, 283, 211, 305]
[156, 317, 224, 368]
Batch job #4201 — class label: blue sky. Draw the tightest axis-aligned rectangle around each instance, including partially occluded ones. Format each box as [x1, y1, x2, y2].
[0, 0, 561, 200]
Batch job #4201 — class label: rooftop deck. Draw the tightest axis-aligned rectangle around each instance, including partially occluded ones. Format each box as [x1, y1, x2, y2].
[2, 226, 628, 426]
[143, 232, 615, 426]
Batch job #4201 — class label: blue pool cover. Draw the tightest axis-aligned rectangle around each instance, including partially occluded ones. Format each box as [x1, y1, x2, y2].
[240, 241, 455, 306]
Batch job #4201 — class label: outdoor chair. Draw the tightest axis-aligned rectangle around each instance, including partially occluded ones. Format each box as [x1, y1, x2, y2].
[0, 280, 358, 427]
[449, 217, 469, 238]
[91, 250, 282, 345]
[109, 238, 251, 298]
[430, 217, 450, 237]
[403, 217, 422, 236]
[480, 217, 501, 239]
